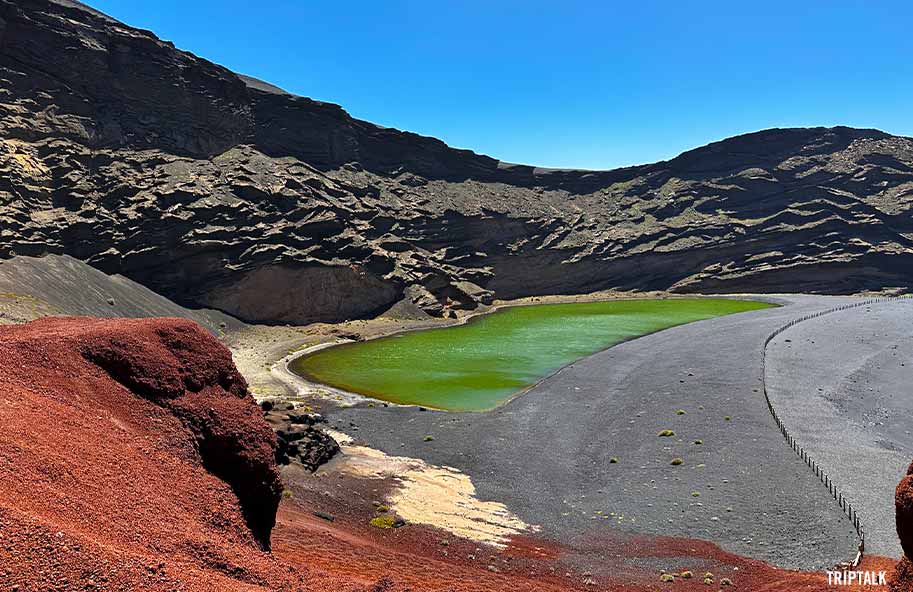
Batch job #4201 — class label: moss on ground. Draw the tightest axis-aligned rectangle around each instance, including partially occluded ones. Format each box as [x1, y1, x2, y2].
[369, 516, 396, 529]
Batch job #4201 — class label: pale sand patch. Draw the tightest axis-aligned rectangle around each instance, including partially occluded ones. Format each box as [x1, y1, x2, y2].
[392, 464, 535, 546]
[323, 429, 535, 547]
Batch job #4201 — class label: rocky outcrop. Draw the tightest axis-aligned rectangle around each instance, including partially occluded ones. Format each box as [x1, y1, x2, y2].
[267, 408, 341, 471]
[77, 317, 283, 548]
[2, 1, 913, 325]
[276, 424, 340, 471]
[891, 462, 913, 591]
[897, 462, 913, 559]
[0, 317, 300, 590]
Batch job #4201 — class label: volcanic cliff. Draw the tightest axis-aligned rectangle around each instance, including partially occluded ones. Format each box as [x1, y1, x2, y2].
[2, 0, 913, 324]
[0, 317, 302, 590]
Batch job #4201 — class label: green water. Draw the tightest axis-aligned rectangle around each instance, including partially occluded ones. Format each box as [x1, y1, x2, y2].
[291, 298, 773, 412]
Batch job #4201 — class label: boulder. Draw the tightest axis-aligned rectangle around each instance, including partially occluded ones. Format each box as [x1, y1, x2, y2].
[276, 425, 340, 471]
[890, 461, 913, 591]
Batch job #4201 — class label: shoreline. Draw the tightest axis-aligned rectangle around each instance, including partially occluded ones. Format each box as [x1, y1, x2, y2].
[270, 292, 787, 412]
[322, 295, 869, 570]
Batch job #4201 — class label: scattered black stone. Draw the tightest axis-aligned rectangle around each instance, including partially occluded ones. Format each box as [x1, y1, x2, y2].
[335, 332, 365, 342]
[260, 400, 274, 412]
[276, 425, 340, 471]
[313, 511, 336, 522]
[287, 410, 324, 425]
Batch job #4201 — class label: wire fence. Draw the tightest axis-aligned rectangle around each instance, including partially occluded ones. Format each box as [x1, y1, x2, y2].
[760, 294, 913, 567]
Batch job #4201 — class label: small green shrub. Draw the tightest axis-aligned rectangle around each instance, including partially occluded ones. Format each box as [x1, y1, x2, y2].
[660, 574, 675, 583]
[423, 435, 435, 442]
[720, 578, 733, 587]
[657, 429, 676, 437]
[676, 409, 686, 415]
[691, 491, 701, 497]
[680, 570, 693, 579]
[609, 457, 619, 464]
[670, 458, 684, 466]
[693, 439, 703, 445]
[375, 504, 389, 513]
[370, 516, 396, 529]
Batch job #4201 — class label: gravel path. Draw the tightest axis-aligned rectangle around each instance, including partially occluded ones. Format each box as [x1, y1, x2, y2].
[326, 295, 864, 569]
[766, 298, 913, 558]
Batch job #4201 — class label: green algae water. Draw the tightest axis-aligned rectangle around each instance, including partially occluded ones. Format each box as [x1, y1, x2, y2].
[291, 298, 773, 411]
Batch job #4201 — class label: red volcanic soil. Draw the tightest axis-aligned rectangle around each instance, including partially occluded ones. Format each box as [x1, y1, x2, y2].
[890, 461, 913, 592]
[274, 462, 896, 592]
[0, 317, 308, 591]
[0, 316, 899, 592]
[274, 502, 895, 592]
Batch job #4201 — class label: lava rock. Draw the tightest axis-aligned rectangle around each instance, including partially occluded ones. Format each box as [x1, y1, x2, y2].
[276, 425, 340, 472]
[287, 410, 324, 425]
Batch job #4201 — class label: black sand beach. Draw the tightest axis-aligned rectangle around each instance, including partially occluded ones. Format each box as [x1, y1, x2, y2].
[325, 295, 872, 570]
[767, 298, 913, 557]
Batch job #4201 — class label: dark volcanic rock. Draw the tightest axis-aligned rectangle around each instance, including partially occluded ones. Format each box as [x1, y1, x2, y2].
[2, 0, 913, 324]
[276, 425, 340, 472]
[287, 410, 325, 425]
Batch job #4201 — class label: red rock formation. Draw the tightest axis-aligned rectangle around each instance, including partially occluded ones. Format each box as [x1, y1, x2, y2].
[0, 317, 301, 591]
[898, 462, 913, 557]
[890, 462, 913, 591]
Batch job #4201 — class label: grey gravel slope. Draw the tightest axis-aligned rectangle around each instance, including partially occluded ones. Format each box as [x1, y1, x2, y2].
[0, 254, 239, 333]
[767, 299, 913, 558]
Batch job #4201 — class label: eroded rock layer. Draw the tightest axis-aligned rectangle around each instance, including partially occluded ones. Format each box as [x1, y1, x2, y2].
[2, 0, 913, 323]
[0, 317, 299, 591]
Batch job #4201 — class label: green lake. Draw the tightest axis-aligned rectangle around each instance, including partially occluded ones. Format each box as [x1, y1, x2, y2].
[291, 298, 774, 412]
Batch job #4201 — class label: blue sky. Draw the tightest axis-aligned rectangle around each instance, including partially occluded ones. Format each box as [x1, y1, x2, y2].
[89, 0, 913, 170]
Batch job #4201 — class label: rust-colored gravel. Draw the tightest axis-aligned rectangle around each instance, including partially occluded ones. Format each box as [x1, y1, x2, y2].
[0, 318, 307, 591]
[0, 316, 899, 591]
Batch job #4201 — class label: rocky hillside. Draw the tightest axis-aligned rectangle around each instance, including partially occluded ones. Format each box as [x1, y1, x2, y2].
[2, 0, 912, 324]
